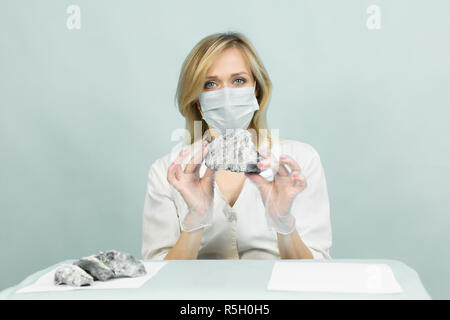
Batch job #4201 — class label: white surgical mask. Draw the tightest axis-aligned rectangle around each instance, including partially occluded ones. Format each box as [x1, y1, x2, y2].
[199, 83, 259, 134]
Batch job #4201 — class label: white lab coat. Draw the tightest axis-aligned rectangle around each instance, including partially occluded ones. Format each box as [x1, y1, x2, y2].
[141, 138, 332, 260]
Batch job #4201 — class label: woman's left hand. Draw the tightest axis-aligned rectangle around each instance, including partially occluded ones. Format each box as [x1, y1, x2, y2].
[245, 149, 307, 233]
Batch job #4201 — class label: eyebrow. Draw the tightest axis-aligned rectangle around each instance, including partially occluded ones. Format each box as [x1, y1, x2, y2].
[205, 72, 249, 80]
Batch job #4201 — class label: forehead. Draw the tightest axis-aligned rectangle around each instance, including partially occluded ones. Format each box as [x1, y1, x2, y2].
[206, 47, 251, 77]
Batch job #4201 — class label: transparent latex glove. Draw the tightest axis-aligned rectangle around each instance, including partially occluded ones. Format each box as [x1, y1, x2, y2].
[167, 141, 216, 232]
[245, 148, 307, 235]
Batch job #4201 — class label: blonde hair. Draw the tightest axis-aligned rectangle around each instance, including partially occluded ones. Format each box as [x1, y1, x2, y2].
[175, 31, 273, 148]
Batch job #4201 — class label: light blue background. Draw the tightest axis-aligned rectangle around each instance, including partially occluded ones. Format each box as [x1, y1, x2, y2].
[1, 0, 449, 298]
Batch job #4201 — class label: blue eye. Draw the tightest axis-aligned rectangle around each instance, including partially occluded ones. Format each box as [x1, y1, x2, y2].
[204, 81, 216, 89]
[204, 78, 246, 89]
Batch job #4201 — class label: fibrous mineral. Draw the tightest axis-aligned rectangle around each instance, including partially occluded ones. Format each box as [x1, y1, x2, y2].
[205, 129, 262, 173]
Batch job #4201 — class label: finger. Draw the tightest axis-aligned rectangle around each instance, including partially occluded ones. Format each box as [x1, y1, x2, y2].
[174, 147, 190, 163]
[256, 157, 278, 171]
[292, 172, 307, 190]
[190, 145, 209, 175]
[202, 167, 216, 181]
[185, 145, 205, 174]
[199, 145, 210, 170]
[279, 155, 301, 174]
[174, 162, 183, 180]
[276, 161, 290, 176]
[245, 172, 271, 190]
[257, 147, 286, 176]
[170, 149, 188, 179]
[172, 147, 190, 179]
[200, 167, 216, 192]
[167, 162, 179, 187]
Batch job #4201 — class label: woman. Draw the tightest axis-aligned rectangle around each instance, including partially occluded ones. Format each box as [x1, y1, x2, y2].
[142, 32, 332, 260]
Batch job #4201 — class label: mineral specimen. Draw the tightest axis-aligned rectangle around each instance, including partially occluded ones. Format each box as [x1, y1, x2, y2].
[73, 255, 115, 281]
[97, 250, 147, 278]
[73, 250, 146, 281]
[205, 128, 262, 173]
[54, 264, 94, 287]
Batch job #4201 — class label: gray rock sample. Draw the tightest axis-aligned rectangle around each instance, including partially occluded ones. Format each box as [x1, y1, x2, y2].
[205, 129, 262, 173]
[73, 255, 115, 281]
[97, 250, 147, 278]
[73, 250, 146, 281]
[54, 264, 94, 287]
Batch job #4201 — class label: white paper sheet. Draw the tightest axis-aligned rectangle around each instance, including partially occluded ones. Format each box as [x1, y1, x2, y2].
[267, 262, 403, 294]
[16, 261, 167, 294]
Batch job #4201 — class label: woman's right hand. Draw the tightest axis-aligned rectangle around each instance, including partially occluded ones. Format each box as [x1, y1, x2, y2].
[167, 142, 216, 231]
